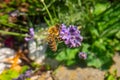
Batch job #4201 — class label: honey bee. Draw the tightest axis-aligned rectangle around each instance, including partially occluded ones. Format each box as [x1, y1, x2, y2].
[47, 34, 57, 52]
[46, 24, 60, 52]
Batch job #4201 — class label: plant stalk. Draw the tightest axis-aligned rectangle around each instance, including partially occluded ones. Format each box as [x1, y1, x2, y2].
[41, 0, 54, 25]
[0, 30, 27, 37]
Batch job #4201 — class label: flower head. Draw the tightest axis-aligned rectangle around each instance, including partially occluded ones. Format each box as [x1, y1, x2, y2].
[78, 52, 87, 60]
[29, 28, 34, 37]
[9, 10, 19, 17]
[59, 24, 83, 48]
[25, 28, 34, 41]
[24, 70, 32, 78]
[13, 70, 32, 80]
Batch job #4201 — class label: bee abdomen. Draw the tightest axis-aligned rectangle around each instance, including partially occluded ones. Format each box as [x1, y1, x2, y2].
[48, 37, 57, 52]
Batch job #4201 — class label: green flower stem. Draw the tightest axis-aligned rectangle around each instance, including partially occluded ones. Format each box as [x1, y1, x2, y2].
[0, 21, 28, 32]
[41, 0, 54, 25]
[0, 30, 27, 37]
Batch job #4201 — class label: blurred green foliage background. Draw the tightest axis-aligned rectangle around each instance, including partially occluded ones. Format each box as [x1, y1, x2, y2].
[0, 0, 120, 69]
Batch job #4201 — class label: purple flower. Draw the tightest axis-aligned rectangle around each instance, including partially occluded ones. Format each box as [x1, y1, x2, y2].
[13, 70, 32, 80]
[25, 28, 34, 41]
[24, 70, 32, 78]
[60, 24, 69, 40]
[9, 10, 19, 17]
[78, 52, 87, 60]
[59, 24, 83, 48]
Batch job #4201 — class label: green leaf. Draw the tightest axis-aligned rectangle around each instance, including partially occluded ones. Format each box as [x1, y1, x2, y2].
[66, 60, 76, 66]
[108, 75, 115, 80]
[55, 48, 79, 65]
[0, 69, 19, 80]
[94, 3, 109, 15]
[20, 66, 29, 74]
[0, 15, 8, 23]
[116, 31, 120, 39]
[87, 57, 102, 68]
[82, 43, 90, 52]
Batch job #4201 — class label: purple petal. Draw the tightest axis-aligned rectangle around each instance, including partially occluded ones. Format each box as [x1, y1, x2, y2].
[24, 70, 32, 77]
[29, 28, 34, 36]
[59, 24, 83, 48]
[24, 28, 34, 41]
[78, 52, 87, 60]
[24, 37, 33, 41]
